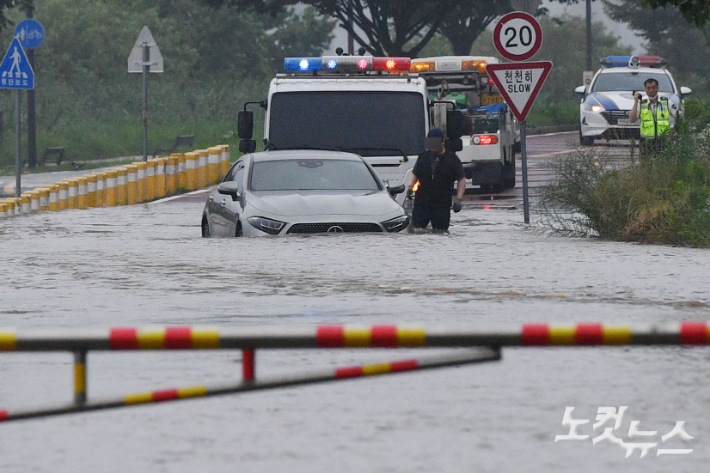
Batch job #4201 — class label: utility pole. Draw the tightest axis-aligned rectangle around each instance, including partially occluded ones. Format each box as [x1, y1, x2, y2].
[27, 7, 37, 168]
[586, 0, 593, 71]
[346, 0, 354, 54]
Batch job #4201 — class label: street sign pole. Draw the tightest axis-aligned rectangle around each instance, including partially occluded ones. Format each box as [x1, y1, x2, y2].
[15, 89, 20, 197]
[15, 17, 45, 169]
[520, 121, 529, 224]
[128, 26, 163, 163]
[492, 11, 548, 225]
[142, 43, 149, 162]
[0, 37, 36, 197]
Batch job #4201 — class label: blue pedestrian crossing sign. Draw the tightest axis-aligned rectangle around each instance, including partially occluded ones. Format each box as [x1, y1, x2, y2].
[0, 37, 34, 90]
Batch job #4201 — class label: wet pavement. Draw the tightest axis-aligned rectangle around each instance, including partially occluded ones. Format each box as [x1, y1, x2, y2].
[0, 134, 707, 472]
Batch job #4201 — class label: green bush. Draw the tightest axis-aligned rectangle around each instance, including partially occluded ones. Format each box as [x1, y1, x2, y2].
[538, 110, 710, 247]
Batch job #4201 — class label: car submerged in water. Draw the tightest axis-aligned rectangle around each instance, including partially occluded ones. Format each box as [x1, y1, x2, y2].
[575, 55, 691, 146]
[201, 150, 409, 237]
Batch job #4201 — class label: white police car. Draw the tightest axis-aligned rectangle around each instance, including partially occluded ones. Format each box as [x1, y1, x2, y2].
[575, 56, 692, 146]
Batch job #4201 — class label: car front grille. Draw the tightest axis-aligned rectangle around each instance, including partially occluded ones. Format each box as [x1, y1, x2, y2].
[286, 222, 383, 234]
[600, 111, 630, 125]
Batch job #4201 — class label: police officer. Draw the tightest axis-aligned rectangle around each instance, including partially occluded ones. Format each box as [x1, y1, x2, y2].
[407, 128, 466, 232]
[630, 78, 676, 155]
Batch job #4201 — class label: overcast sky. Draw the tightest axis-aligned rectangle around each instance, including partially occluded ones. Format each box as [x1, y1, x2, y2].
[327, 1, 645, 56]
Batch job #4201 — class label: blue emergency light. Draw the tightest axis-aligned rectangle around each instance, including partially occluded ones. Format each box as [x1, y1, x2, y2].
[601, 55, 666, 68]
[284, 57, 322, 72]
[284, 56, 411, 74]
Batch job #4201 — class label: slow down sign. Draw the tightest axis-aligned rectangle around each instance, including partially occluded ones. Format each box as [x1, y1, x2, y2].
[485, 61, 552, 122]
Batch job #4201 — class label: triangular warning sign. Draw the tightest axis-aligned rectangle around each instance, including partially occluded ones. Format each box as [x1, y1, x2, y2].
[485, 61, 552, 122]
[127, 26, 163, 73]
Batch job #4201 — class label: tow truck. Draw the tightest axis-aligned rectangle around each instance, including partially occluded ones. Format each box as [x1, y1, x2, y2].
[237, 54, 517, 204]
[412, 56, 518, 190]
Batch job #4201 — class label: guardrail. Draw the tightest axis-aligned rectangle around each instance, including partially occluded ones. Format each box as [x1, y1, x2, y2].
[1, 322, 709, 423]
[0, 145, 231, 217]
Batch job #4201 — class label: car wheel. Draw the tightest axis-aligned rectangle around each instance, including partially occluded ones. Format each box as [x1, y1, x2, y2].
[580, 130, 594, 146]
[235, 221, 243, 237]
[201, 217, 211, 238]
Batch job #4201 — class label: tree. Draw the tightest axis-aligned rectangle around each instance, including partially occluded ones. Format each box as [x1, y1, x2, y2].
[643, 0, 710, 27]
[603, 0, 710, 94]
[0, 0, 34, 32]
[205, 0, 520, 58]
[438, 1, 513, 56]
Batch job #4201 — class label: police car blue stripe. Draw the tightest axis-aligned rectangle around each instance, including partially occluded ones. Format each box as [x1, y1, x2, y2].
[586, 93, 619, 111]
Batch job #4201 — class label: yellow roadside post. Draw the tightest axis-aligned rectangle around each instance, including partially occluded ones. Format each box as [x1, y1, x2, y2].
[95, 173, 106, 208]
[105, 170, 118, 207]
[116, 167, 127, 205]
[207, 147, 220, 185]
[134, 162, 147, 203]
[126, 165, 138, 205]
[48, 185, 59, 211]
[76, 177, 88, 209]
[176, 153, 187, 191]
[185, 152, 198, 190]
[166, 156, 178, 195]
[38, 188, 49, 211]
[86, 175, 97, 208]
[58, 181, 69, 210]
[66, 179, 78, 209]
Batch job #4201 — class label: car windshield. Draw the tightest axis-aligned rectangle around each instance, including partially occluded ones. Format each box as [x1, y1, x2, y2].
[250, 159, 381, 192]
[268, 91, 425, 156]
[592, 72, 674, 93]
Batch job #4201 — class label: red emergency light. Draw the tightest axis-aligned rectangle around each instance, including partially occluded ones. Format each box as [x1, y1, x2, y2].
[372, 57, 411, 72]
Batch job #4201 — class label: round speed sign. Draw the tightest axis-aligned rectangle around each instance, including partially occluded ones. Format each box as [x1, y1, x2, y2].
[493, 12, 542, 61]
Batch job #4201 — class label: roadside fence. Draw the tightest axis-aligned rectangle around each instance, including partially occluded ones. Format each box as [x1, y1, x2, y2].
[0, 145, 231, 218]
[1, 321, 709, 422]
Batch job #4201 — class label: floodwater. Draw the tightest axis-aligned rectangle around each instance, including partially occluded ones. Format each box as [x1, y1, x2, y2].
[1, 197, 709, 472]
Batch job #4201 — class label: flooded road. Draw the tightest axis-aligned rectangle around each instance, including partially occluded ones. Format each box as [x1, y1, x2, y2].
[1, 137, 709, 472]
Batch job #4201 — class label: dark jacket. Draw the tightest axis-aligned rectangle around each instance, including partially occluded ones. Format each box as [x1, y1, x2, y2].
[412, 149, 465, 208]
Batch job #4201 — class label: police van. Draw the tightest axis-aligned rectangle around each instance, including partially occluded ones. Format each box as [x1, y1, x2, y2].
[237, 53, 520, 203]
[575, 55, 691, 146]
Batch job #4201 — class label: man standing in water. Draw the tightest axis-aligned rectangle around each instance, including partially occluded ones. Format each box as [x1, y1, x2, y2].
[407, 128, 466, 232]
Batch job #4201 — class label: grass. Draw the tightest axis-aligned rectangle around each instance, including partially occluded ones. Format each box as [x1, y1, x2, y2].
[526, 102, 578, 127]
[538, 124, 710, 247]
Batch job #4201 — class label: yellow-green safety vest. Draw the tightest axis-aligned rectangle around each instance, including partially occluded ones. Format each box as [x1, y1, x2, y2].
[639, 97, 670, 139]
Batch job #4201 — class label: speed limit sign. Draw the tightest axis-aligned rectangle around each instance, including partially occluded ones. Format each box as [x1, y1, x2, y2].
[493, 12, 543, 61]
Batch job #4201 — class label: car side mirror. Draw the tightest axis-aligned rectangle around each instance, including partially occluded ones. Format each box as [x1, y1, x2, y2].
[217, 181, 241, 201]
[237, 110, 254, 139]
[239, 139, 256, 153]
[575, 85, 586, 95]
[388, 184, 405, 196]
[680, 86, 692, 96]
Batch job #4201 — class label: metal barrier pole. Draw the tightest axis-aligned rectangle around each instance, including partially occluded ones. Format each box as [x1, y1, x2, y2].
[242, 349, 254, 381]
[74, 351, 87, 406]
[0, 349, 500, 423]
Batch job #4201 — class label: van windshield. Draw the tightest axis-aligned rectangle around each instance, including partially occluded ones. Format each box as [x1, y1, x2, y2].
[268, 91, 426, 157]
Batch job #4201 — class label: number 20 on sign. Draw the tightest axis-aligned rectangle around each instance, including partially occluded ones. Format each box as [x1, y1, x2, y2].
[493, 11, 543, 62]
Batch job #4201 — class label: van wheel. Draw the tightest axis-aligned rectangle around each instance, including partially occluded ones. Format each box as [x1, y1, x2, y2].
[503, 156, 516, 188]
[201, 217, 211, 238]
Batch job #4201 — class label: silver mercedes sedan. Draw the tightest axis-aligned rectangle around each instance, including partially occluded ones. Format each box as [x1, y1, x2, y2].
[201, 150, 409, 237]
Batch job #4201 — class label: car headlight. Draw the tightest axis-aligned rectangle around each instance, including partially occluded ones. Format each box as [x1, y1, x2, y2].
[382, 215, 410, 232]
[583, 102, 604, 112]
[246, 216, 285, 235]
